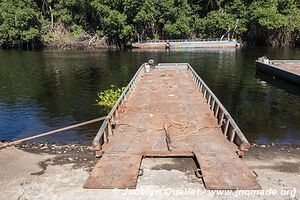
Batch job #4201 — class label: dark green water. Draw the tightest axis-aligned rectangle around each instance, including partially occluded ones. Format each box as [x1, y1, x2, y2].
[0, 48, 300, 144]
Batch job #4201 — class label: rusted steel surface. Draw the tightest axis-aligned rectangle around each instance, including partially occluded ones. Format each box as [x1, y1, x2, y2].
[274, 63, 300, 74]
[143, 151, 194, 157]
[84, 153, 142, 189]
[195, 153, 261, 190]
[85, 63, 260, 189]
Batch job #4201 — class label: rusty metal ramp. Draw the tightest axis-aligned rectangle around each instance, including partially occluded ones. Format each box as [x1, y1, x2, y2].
[84, 63, 261, 190]
[84, 153, 142, 189]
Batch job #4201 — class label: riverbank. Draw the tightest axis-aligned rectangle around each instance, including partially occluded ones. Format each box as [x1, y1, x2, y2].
[0, 142, 299, 199]
[43, 35, 111, 50]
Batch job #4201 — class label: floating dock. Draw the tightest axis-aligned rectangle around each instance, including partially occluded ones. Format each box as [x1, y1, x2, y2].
[256, 58, 300, 85]
[132, 39, 239, 49]
[84, 63, 260, 190]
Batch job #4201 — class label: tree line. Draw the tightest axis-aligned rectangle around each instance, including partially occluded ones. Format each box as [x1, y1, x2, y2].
[0, 0, 299, 49]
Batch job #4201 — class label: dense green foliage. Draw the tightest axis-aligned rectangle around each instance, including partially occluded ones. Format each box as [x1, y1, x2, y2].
[0, 0, 40, 48]
[0, 0, 299, 48]
[96, 85, 124, 113]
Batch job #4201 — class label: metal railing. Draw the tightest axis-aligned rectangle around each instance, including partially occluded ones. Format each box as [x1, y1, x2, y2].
[92, 63, 146, 157]
[186, 63, 249, 149]
[138, 38, 227, 43]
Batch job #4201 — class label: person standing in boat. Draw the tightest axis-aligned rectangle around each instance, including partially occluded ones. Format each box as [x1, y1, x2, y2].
[165, 42, 170, 49]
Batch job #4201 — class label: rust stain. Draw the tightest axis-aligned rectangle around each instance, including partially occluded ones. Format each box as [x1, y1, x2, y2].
[84, 67, 260, 190]
[273, 63, 300, 75]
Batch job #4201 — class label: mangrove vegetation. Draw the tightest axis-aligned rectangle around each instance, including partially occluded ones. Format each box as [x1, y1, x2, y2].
[96, 85, 124, 114]
[0, 0, 300, 49]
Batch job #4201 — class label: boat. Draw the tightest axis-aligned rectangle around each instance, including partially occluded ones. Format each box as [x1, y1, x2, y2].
[255, 57, 300, 85]
[132, 39, 239, 49]
[132, 20, 240, 49]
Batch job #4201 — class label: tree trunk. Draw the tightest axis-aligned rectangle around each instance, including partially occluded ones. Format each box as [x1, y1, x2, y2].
[49, 6, 54, 28]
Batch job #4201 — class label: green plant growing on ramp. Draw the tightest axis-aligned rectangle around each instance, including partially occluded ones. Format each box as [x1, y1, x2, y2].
[96, 85, 124, 114]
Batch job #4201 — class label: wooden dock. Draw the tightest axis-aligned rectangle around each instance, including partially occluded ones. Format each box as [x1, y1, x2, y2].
[84, 63, 260, 190]
[256, 58, 300, 85]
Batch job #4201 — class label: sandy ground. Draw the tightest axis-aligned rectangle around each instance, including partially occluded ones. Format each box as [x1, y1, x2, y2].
[0, 143, 299, 200]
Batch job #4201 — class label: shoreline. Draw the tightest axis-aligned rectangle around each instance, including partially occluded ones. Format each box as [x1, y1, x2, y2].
[3, 141, 300, 173]
[43, 42, 113, 50]
[0, 142, 299, 199]
[1, 44, 300, 51]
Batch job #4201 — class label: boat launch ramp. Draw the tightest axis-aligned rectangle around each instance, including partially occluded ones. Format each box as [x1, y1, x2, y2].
[84, 63, 261, 190]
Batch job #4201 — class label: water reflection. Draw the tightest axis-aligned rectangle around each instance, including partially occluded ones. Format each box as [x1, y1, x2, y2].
[0, 48, 299, 144]
[255, 71, 300, 96]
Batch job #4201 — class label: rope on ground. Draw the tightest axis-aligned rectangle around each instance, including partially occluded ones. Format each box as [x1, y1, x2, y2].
[114, 117, 225, 139]
[115, 123, 164, 136]
[164, 117, 225, 138]
[0, 116, 107, 149]
[173, 125, 213, 138]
